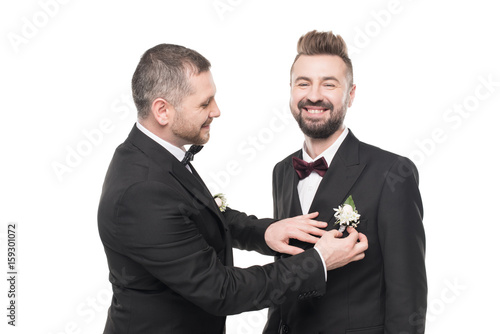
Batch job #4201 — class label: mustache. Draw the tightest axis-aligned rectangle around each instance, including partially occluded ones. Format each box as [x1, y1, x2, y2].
[297, 99, 333, 110]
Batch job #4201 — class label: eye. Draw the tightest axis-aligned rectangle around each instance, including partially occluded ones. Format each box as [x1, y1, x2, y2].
[297, 82, 309, 87]
[200, 99, 211, 108]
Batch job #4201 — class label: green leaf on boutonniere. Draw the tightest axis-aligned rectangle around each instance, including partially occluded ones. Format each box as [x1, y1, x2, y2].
[344, 195, 356, 210]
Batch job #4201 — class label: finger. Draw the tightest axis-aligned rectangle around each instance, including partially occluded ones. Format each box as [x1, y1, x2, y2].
[352, 240, 368, 257]
[300, 211, 319, 219]
[357, 232, 368, 243]
[293, 232, 322, 244]
[304, 219, 328, 228]
[278, 245, 306, 256]
[301, 226, 327, 237]
[322, 229, 342, 238]
[356, 232, 369, 250]
[330, 230, 343, 238]
[351, 252, 366, 262]
[346, 226, 358, 234]
[345, 227, 359, 241]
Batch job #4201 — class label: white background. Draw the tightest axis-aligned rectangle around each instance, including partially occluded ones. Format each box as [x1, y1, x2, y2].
[1, 0, 499, 333]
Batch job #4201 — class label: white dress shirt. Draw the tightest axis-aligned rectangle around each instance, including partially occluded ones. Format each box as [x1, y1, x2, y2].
[136, 122, 192, 171]
[298, 127, 349, 214]
[300, 127, 349, 280]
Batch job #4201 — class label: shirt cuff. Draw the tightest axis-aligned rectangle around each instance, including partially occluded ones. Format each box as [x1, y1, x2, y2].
[313, 246, 327, 282]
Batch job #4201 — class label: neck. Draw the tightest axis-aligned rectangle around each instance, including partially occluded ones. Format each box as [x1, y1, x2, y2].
[303, 126, 345, 159]
[138, 118, 185, 149]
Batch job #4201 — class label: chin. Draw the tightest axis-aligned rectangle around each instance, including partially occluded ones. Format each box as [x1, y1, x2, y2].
[195, 134, 210, 145]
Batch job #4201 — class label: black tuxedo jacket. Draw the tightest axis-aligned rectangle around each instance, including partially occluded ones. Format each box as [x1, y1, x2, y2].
[264, 130, 427, 334]
[97, 125, 326, 334]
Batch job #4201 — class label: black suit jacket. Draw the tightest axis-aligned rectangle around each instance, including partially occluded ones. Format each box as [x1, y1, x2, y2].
[98, 125, 327, 334]
[264, 130, 427, 334]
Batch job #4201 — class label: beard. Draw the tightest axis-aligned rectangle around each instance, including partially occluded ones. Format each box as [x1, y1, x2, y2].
[174, 129, 209, 145]
[171, 112, 211, 145]
[292, 99, 347, 139]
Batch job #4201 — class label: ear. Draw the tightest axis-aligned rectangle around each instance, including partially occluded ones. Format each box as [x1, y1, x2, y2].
[150, 98, 174, 126]
[347, 84, 356, 107]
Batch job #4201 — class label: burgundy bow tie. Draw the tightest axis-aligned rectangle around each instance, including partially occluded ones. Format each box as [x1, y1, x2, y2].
[292, 156, 329, 180]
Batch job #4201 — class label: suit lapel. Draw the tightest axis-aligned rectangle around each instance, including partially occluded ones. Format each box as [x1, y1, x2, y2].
[127, 125, 232, 265]
[171, 162, 226, 223]
[308, 131, 366, 228]
[170, 163, 233, 266]
[127, 125, 228, 236]
[280, 150, 303, 219]
[185, 164, 233, 265]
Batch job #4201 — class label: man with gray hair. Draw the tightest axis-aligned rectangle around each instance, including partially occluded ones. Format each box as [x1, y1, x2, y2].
[97, 43, 368, 333]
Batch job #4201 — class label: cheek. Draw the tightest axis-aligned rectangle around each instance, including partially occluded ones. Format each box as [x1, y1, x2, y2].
[329, 92, 346, 106]
[202, 111, 211, 123]
[290, 91, 305, 106]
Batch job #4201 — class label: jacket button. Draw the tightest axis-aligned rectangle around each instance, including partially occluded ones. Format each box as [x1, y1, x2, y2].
[279, 324, 290, 334]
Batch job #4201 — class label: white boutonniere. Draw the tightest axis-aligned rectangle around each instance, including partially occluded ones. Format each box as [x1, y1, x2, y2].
[334, 195, 361, 233]
[213, 193, 227, 212]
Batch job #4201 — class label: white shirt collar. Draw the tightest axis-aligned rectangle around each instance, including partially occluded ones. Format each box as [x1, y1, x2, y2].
[135, 121, 187, 163]
[301, 127, 349, 166]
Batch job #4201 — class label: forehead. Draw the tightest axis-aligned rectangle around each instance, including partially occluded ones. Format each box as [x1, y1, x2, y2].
[291, 55, 348, 81]
[187, 70, 216, 96]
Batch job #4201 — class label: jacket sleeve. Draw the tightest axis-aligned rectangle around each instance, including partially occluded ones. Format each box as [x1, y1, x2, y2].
[115, 180, 326, 316]
[377, 157, 427, 333]
[263, 163, 285, 334]
[223, 208, 276, 256]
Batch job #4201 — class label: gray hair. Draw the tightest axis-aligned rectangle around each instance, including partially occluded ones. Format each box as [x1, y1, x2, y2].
[132, 44, 211, 119]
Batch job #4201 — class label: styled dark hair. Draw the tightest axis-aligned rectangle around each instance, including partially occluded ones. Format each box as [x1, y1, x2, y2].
[132, 44, 211, 119]
[292, 30, 353, 86]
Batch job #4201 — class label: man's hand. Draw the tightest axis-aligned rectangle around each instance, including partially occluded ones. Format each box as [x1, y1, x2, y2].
[264, 212, 327, 255]
[315, 227, 368, 270]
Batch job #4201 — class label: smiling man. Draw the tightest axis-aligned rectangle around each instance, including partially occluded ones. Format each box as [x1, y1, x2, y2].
[292, 54, 353, 143]
[265, 31, 427, 334]
[97, 43, 368, 334]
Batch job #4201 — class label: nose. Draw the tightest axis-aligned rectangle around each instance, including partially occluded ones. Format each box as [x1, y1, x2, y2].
[307, 84, 323, 103]
[210, 99, 221, 118]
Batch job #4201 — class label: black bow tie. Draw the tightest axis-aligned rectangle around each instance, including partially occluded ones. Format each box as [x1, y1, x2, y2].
[181, 145, 204, 165]
[292, 156, 328, 180]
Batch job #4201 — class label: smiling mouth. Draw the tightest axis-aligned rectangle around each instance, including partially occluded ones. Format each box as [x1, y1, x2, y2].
[303, 107, 328, 114]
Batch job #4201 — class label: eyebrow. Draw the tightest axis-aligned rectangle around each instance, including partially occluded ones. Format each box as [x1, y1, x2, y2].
[294, 76, 310, 83]
[294, 76, 340, 83]
[322, 76, 340, 82]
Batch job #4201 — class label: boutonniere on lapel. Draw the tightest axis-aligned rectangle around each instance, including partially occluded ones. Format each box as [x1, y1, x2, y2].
[213, 193, 228, 212]
[334, 195, 361, 233]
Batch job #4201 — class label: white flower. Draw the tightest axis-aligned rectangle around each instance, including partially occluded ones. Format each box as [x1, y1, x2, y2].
[342, 204, 353, 214]
[213, 193, 227, 212]
[333, 197, 361, 232]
